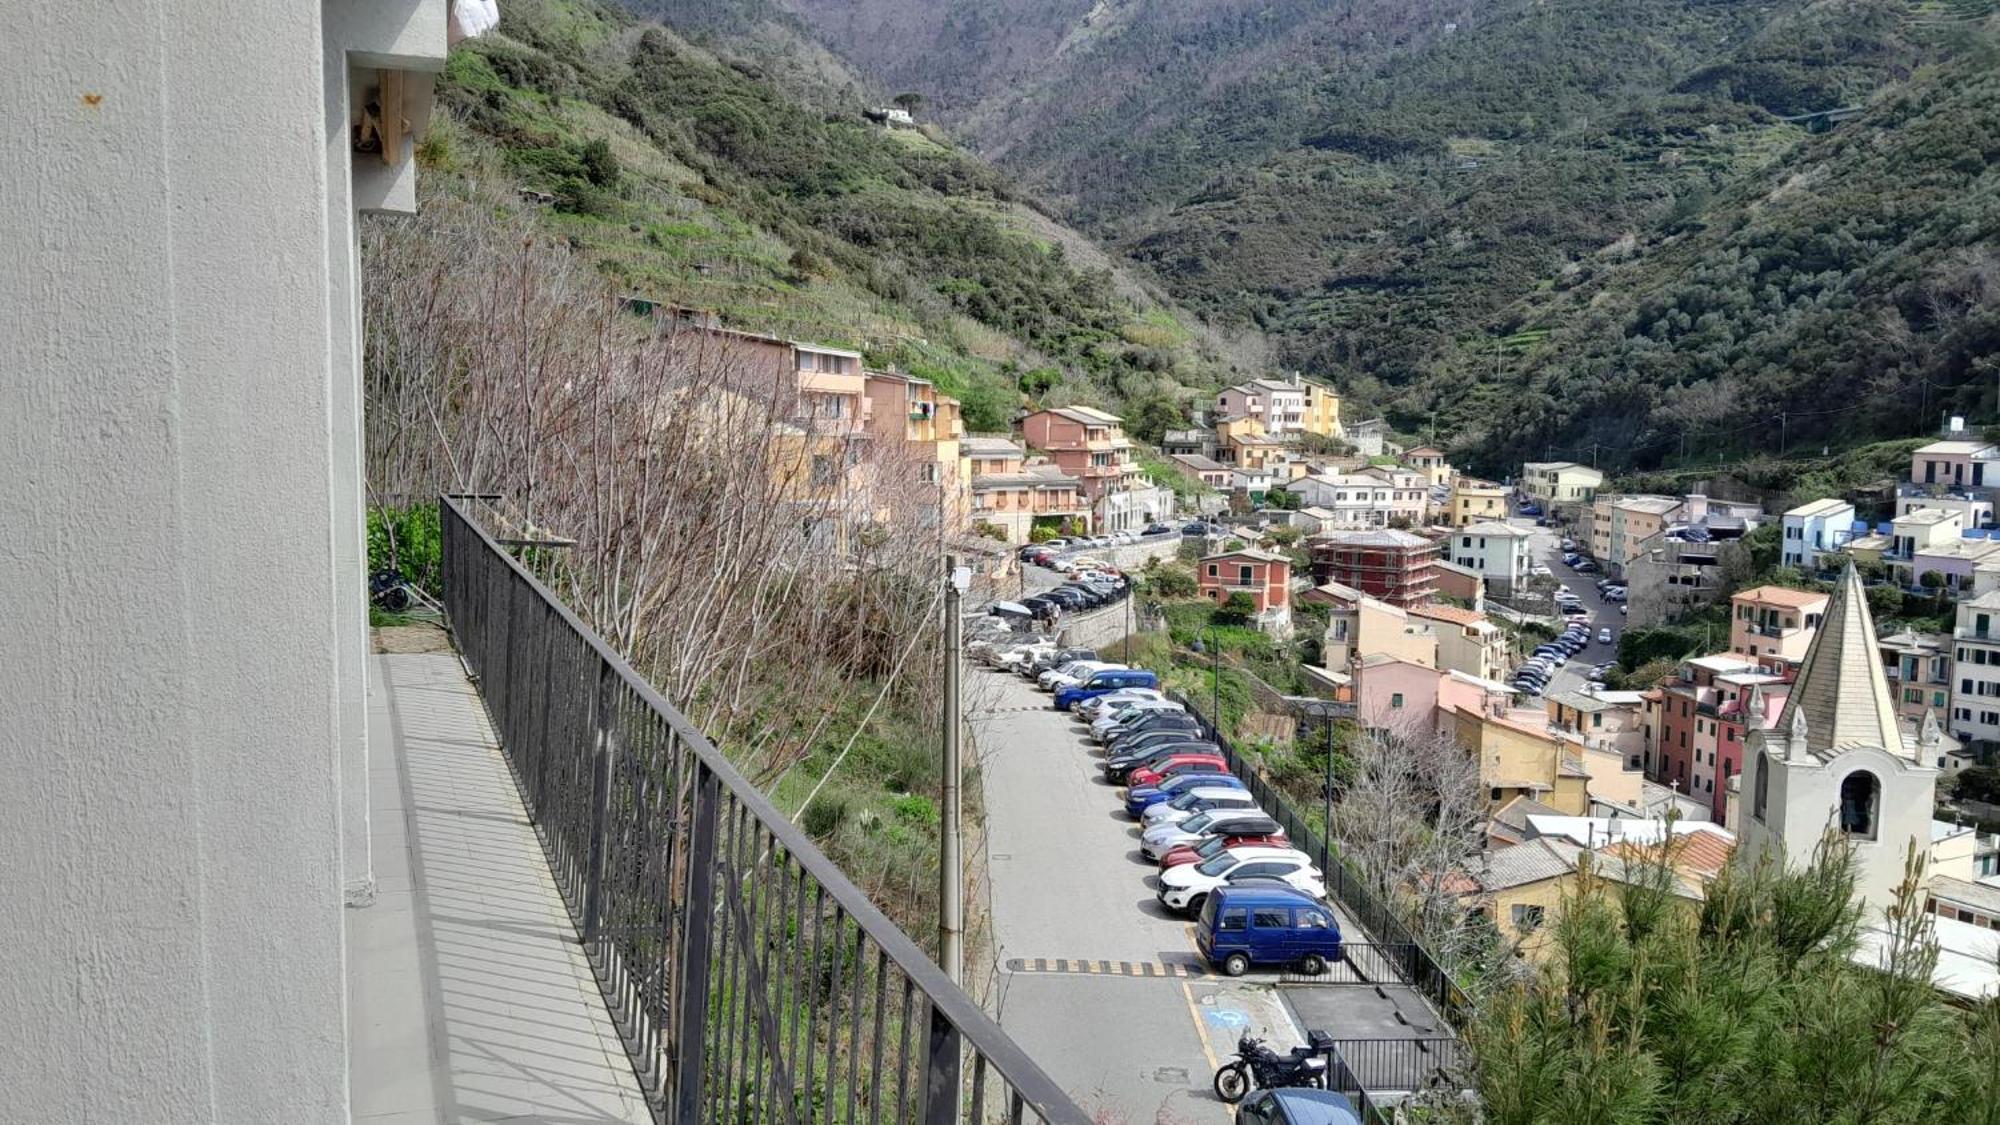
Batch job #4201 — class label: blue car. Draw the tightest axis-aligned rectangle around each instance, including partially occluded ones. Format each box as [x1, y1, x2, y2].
[1124, 771, 1244, 817]
[1054, 668, 1158, 711]
[1197, 883, 1343, 977]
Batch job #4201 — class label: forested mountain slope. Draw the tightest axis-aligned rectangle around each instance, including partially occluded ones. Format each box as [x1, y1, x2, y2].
[773, 0, 1998, 473]
[426, 0, 1254, 438]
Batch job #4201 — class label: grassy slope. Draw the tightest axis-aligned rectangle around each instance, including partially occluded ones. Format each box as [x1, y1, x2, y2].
[435, 0, 1251, 436]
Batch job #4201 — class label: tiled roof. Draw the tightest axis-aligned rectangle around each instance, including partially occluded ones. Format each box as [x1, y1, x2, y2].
[1170, 453, 1227, 472]
[1491, 795, 1564, 835]
[1042, 405, 1123, 426]
[1932, 875, 2000, 915]
[1409, 603, 1487, 627]
[962, 435, 1023, 457]
[1600, 827, 1735, 878]
[1475, 838, 1581, 892]
[1733, 585, 1829, 609]
[1433, 560, 1479, 578]
[1203, 548, 1290, 565]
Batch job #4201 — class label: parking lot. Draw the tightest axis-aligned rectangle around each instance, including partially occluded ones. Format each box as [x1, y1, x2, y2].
[969, 659, 1448, 1120]
[1508, 513, 1624, 700]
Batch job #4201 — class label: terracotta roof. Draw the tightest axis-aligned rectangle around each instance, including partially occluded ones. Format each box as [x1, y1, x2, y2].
[1600, 828, 1735, 879]
[1733, 585, 1829, 609]
[1408, 603, 1487, 627]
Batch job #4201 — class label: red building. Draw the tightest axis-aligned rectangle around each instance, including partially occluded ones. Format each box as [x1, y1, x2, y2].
[1199, 549, 1292, 613]
[1308, 529, 1439, 608]
[1647, 654, 1790, 819]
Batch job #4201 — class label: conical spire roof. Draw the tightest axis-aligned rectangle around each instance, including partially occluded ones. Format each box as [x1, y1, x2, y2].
[1770, 563, 1904, 759]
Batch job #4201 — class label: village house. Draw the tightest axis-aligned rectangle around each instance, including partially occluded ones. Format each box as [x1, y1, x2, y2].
[1287, 506, 1344, 536]
[1783, 497, 1858, 569]
[1021, 406, 1167, 533]
[1546, 687, 1649, 771]
[1448, 478, 1510, 527]
[1160, 427, 1216, 459]
[1167, 452, 1233, 491]
[1197, 548, 1292, 616]
[861, 371, 970, 528]
[1589, 495, 1684, 577]
[1648, 654, 1767, 805]
[1951, 590, 2000, 748]
[964, 435, 1089, 543]
[1301, 582, 1437, 671]
[1309, 528, 1441, 607]
[1519, 461, 1604, 513]
[1432, 559, 1485, 604]
[1450, 701, 1641, 816]
[1444, 520, 1536, 595]
[1728, 585, 1830, 662]
[1622, 496, 1765, 626]
[1350, 653, 1448, 737]
[1910, 437, 2000, 492]
[1216, 377, 1309, 436]
[1879, 629, 1953, 726]
[1408, 602, 1511, 683]
[1213, 414, 1292, 471]
[1343, 418, 1390, 457]
[1284, 467, 1429, 527]
[1402, 445, 1453, 487]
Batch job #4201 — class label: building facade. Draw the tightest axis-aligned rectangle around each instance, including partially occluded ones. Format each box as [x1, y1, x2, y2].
[1408, 603, 1510, 683]
[1445, 521, 1536, 595]
[1309, 529, 1441, 607]
[1520, 462, 1604, 511]
[1021, 406, 1158, 532]
[1728, 586, 1830, 663]
[1952, 591, 2000, 747]
[1783, 497, 1858, 569]
[1199, 550, 1293, 613]
[1449, 479, 1510, 527]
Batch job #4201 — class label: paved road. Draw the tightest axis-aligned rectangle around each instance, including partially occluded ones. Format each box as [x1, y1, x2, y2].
[971, 667, 1442, 1120]
[1510, 514, 1622, 699]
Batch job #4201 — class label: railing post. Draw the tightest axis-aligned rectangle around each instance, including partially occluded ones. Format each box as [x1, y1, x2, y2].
[582, 662, 616, 945]
[922, 1003, 964, 1125]
[672, 762, 721, 1123]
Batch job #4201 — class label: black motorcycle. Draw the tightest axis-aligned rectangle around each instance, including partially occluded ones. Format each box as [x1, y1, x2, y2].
[1211, 1031, 1329, 1103]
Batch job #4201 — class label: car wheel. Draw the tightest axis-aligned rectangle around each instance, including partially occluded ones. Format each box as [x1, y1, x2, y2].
[1221, 950, 1249, 977]
[1185, 893, 1208, 917]
[1297, 952, 1327, 976]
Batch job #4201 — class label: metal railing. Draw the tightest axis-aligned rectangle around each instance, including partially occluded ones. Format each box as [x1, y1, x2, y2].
[441, 497, 1088, 1124]
[1277, 943, 1427, 986]
[1164, 690, 1469, 1026]
[1322, 1037, 1468, 1098]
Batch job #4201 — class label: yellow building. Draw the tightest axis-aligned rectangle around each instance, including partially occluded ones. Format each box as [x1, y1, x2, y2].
[1470, 839, 1706, 962]
[862, 370, 971, 529]
[1301, 379, 1343, 439]
[1449, 479, 1509, 527]
[1451, 705, 1593, 814]
[1521, 461, 1604, 511]
[1216, 414, 1289, 471]
[1402, 446, 1453, 488]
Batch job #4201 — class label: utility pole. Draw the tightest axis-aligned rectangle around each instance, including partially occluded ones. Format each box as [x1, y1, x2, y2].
[940, 555, 968, 985]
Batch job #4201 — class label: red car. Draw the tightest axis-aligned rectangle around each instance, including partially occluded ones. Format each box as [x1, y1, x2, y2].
[1127, 753, 1227, 789]
[1158, 831, 1292, 871]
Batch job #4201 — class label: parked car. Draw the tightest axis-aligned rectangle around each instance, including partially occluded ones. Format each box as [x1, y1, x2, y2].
[1198, 884, 1345, 978]
[1124, 772, 1243, 817]
[1104, 740, 1219, 781]
[1104, 714, 1203, 747]
[1106, 728, 1213, 763]
[1087, 697, 1180, 734]
[1056, 668, 1160, 711]
[992, 642, 1058, 672]
[1142, 809, 1280, 859]
[1124, 770, 1241, 811]
[1039, 659, 1123, 691]
[1030, 646, 1098, 675]
[1157, 827, 1292, 870]
[1157, 846, 1324, 915]
[1575, 559, 1599, 574]
[1231, 1088, 1362, 1125]
[1129, 752, 1230, 789]
[1561, 539, 1577, 551]
[1140, 789, 1262, 828]
[1145, 523, 1176, 536]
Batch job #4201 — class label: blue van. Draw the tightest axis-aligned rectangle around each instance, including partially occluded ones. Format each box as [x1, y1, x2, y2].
[1196, 884, 1343, 977]
[1054, 668, 1159, 711]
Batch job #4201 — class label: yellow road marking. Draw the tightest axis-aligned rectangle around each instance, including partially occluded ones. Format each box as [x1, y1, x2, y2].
[1180, 979, 1222, 1073]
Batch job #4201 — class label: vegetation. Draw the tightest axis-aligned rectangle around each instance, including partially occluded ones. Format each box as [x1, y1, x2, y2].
[1462, 837, 2000, 1125]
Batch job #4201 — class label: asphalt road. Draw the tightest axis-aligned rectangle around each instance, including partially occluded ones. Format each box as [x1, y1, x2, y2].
[970, 667, 1443, 1120]
[1511, 514, 1623, 699]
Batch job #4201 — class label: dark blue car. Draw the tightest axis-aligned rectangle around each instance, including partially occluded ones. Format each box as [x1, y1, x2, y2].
[1234, 1089, 1361, 1125]
[1124, 771, 1244, 817]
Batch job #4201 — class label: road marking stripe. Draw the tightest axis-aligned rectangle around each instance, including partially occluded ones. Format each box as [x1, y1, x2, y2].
[1181, 980, 1222, 1073]
[1000, 958, 1211, 978]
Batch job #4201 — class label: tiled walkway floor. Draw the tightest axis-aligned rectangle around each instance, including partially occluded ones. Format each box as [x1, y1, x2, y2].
[347, 651, 651, 1123]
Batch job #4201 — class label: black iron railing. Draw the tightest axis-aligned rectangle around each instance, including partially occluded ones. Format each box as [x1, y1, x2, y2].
[441, 497, 1087, 1124]
[1322, 1036, 1467, 1098]
[1164, 690, 1470, 1025]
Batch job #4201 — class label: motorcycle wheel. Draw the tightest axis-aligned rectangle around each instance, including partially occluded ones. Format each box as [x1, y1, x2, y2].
[1213, 1062, 1250, 1103]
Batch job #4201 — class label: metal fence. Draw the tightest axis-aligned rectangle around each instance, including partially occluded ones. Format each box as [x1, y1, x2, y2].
[441, 497, 1088, 1124]
[1163, 690, 1470, 1025]
[1322, 1037, 1468, 1098]
[1277, 942, 1424, 986]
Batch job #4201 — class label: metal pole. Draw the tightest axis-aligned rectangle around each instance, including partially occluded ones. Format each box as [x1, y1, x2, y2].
[1210, 626, 1219, 727]
[940, 555, 965, 985]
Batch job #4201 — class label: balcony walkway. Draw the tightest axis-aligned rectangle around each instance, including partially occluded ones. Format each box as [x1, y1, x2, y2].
[347, 647, 651, 1124]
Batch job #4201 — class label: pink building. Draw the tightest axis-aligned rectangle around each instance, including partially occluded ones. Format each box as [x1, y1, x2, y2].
[1021, 406, 1145, 506]
[1353, 654, 1446, 738]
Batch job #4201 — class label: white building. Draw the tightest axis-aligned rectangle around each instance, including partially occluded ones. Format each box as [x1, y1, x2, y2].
[1445, 520, 1537, 595]
[1951, 590, 2000, 746]
[1216, 376, 1308, 435]
[1286, 468, 1428, 527]
[1738, 566, 1942, 917]
[1781, 497, 1856, 569]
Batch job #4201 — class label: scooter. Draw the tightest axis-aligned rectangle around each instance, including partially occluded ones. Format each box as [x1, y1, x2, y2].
[1212, 1031, 1330, 1103]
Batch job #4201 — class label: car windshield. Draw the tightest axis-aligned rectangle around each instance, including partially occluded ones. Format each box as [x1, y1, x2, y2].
[1195, 853, 1236, 877]
[1181, 812, 1214, 833]
[1171, 792, 1201, 809]
[1195, 837, 1229, 859]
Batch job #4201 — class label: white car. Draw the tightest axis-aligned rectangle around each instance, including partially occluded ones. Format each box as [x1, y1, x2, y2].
[1140, 788, 1260, 828]
[1050, 559, 1077, 573]
[1156, 847, 1324, 914]
[1089, 697, 1181, 735]
[991, 641, 1056, 671]
[1039, 660, 1125, 692]
[1077, 687, 1168, 718]
[1598, 628, 1614, 644]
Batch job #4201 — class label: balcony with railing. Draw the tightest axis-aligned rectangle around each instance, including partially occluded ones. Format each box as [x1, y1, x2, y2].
[348, 497, 1085, 1124]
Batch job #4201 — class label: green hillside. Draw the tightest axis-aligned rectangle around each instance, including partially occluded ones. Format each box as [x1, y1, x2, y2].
[427, 0, 1251, 438]
[774, 0, 1997, 474]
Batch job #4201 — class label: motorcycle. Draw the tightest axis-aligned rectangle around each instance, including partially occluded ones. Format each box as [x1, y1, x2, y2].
[1211, 1031, 1330, 1103]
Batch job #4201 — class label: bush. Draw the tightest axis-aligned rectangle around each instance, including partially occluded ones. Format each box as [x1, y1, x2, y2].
[1216, 591, 1257, 624]
[367, 505, 443, 595]
[1139, 560, 1198, 599]
[801, 792, 850, 839]
[1029, 524, 1059, 544]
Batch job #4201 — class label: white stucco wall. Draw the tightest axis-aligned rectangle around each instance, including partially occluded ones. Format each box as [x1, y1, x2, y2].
[1743, 739, 1939, 917]
[1, 5, 350, 1119]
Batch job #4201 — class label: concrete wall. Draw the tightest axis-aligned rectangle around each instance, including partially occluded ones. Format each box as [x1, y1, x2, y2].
[0, 4, 412, 1118]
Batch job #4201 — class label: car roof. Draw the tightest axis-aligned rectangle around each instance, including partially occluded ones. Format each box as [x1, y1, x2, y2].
[1213, 882, 1323, 906]
[1219, 844, 1305, 863]
[1253, 1089, 1361, 1124]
